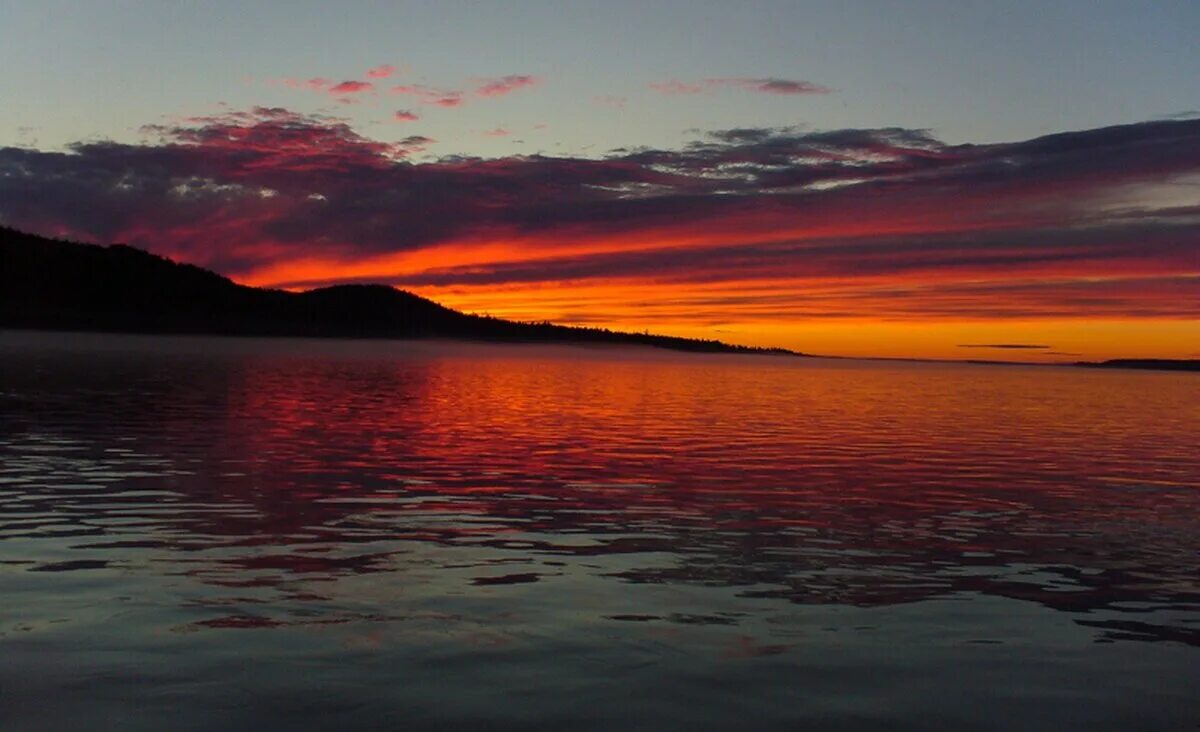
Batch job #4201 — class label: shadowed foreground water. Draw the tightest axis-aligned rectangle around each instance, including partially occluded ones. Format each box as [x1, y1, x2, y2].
[1, 333, 1198, 730]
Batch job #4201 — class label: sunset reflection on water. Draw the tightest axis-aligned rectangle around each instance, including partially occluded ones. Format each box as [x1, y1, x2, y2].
[1, 333, 1198, 730]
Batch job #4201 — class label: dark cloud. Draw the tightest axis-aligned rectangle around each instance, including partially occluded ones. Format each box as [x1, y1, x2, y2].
[720, 78, 833, 95]
[651, 78, 831, 96]
[706, 127, 785, 143]
[957, 344, 1052, 349]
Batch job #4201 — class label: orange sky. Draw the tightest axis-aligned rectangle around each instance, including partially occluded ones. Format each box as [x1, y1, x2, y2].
[231, 225, 1198, 361]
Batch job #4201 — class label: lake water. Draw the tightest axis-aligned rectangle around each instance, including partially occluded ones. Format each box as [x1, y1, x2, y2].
[1, 332, 1198, 730]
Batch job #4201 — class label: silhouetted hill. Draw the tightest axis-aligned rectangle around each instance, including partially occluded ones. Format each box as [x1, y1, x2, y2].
[1075, 359, 1200, 372]
[0, 227, 798, 355]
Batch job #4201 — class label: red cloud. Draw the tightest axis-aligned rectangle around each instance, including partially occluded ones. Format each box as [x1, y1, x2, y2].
[474, 75, 540, 98]
[482, 128, 510, 137]
[142, 108, 401, 171]
[393, 110, 419, 122]
[6, 110, 1197, 342]
[279, 70, 538, 112]
[329, 80, 374, 95]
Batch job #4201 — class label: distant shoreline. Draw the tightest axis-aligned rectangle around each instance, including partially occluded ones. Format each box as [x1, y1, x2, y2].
[1072, 358, 1200, 372]
[3, 328, 1195, 373]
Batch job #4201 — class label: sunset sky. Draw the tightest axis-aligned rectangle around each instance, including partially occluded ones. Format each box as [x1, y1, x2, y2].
[1, 0, 1197, 359]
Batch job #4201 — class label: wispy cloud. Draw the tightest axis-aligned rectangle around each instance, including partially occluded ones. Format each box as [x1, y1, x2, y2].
[594, 95, 628, 109]
[390, 84, 464, 107]
[649, 80, 707, 95]
[651, 77, 831, 96]
[366, 64, 397, 79]
[722, 77, 832, 95]
[1153, 110, 1200, 121]
[391, 74, 539, 107]
[278, 70, 539, 110]
[393, 110, 419, 122]
[473, 75, 540, 98]
[281, 77, 332, 91]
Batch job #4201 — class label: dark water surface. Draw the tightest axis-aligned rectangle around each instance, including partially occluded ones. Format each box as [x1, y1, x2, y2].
[2, 332, 1198, 730]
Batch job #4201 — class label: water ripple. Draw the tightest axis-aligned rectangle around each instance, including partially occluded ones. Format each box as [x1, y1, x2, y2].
[1, 334, 1198, 730]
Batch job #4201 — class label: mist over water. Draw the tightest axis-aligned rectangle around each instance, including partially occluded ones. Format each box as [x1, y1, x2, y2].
[1, 333, 1198, 730]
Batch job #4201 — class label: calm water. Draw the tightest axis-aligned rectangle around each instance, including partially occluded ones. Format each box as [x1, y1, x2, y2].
[1, 333, 1198, 730]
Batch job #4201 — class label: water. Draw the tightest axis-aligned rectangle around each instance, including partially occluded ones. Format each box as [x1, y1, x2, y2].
[1, 332, 1198, 730]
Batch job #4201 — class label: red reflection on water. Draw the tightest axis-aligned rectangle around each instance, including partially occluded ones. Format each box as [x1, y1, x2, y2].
[3, 339, 1199, 643]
